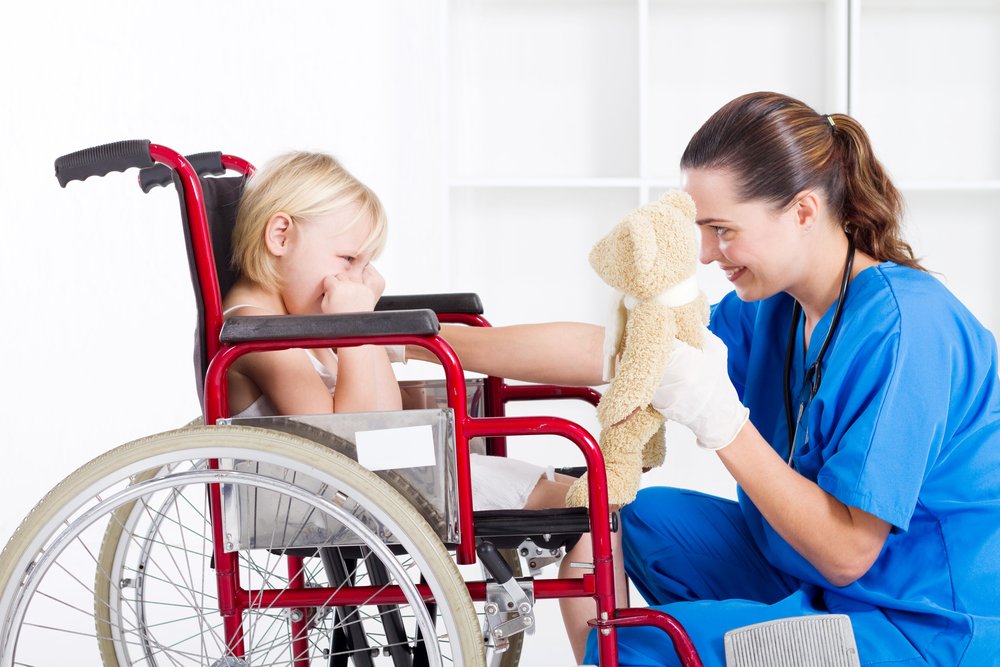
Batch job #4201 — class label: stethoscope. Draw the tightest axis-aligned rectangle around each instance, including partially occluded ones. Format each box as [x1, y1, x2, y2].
[782, 234, 855, 467]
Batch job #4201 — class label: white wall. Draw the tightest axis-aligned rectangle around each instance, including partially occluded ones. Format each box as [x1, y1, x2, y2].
[0, 0, 447, 538]
[0, 1, 996, 664]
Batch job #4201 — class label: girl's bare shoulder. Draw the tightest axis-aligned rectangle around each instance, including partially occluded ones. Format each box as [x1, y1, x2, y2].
[222, 280, 284, 317]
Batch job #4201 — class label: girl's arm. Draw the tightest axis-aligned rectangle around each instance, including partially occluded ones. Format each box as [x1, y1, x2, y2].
[409, 322, 607, 387]
[718, 421, 892, 587]
[332, 346, 402, 412]
[233, 348, 340, 415]
[319, 262, 401, 412]
[232, 342, 401, 416]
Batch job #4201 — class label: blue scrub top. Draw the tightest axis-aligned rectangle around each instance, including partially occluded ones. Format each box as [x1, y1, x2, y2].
[710, 263, 1000, 664]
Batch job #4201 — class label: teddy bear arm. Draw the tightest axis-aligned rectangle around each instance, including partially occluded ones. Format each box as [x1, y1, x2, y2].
[601, 301, 676, 424]
[672, 292, 711, 349]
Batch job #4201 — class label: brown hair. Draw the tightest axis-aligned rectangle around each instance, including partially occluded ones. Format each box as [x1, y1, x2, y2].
[681, 92, 923, 270]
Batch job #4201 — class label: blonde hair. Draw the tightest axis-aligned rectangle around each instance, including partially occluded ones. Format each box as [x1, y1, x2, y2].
[232, 151, 388, 291]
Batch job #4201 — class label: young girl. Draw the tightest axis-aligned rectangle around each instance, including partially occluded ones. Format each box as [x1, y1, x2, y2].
[223, 150, 576, 511]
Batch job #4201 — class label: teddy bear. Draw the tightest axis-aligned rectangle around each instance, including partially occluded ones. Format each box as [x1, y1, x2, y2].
[565, 190, 709, 508]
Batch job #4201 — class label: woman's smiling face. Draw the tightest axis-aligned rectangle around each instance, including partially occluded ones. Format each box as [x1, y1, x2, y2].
[683, 168, 809, 303]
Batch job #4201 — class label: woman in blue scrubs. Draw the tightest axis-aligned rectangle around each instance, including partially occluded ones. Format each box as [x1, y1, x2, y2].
[593, 91, 1000, 666]
[419, 91, 1000, 665]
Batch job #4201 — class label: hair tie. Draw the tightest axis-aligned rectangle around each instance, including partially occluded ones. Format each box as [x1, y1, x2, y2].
[825, 114, 836, 129]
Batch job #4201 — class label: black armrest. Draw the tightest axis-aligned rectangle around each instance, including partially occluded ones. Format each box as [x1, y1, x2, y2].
[220, 309, 439, 344]
[375, 293, 483, 315]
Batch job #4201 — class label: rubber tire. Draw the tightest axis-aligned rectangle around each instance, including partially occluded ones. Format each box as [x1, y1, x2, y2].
[0, 426, 485, 666]
[94, 418, 454, 667]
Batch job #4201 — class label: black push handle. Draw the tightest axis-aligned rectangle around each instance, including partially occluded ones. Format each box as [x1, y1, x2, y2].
[139, 151, 226, 193]
[54, 140, 154, 188]
[476, 540, 515, 585]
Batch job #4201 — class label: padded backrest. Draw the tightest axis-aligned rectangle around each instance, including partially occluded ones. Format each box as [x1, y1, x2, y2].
[171, 174, 246, 403]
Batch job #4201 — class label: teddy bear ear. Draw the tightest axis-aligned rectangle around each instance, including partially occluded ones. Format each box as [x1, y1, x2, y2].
[625, 213, 658, 277]
[589, 210, 656, 280]
[659, 189, 697, 220]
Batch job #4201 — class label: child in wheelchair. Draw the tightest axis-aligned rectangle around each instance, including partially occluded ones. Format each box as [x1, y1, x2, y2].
[222, 150, 579, 513]
[222, 150, 625, 660]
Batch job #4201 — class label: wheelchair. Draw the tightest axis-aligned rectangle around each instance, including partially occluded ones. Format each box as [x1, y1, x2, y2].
[0, 141, 703, 666]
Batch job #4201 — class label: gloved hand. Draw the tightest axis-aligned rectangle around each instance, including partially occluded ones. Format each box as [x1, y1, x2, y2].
[650, 331, 749, 450]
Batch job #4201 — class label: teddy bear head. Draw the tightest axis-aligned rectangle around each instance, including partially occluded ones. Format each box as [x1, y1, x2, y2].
[588, 190, 699, 300]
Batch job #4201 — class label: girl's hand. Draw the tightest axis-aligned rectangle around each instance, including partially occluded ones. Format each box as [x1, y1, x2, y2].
[321, 266, 379, 314]
[360, 262, 385, 301]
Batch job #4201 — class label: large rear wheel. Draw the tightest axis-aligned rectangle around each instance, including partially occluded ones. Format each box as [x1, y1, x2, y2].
[0, 426, 485, 666]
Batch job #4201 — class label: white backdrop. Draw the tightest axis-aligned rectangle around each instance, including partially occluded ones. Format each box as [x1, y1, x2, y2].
[0, 1, 449, 538]
[1, 1, 997, 665]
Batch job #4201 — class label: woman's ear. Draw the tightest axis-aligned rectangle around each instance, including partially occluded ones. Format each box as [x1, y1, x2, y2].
[264, 212, 293, 256]
[792, 190, 821, 232]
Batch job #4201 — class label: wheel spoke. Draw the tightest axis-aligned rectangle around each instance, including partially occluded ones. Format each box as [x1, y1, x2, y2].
[0, 430, 483, 665]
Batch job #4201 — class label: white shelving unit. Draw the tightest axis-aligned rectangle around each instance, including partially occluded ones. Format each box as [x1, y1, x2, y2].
[444, 0, 852, 329]
[852, 0, 1000, 335]
[443, 0, 1000, 335]
[438, 0, 1000, 484]
[438, 2, 998, 661]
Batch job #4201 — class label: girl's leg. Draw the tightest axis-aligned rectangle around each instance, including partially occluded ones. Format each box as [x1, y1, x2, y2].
[524, 473, 629, 664]
[559, 524, 629, 664]
[522, 473, 579, 509]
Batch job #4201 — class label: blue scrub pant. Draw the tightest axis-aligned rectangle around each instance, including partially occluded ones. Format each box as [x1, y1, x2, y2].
[582, 487, 927, 667]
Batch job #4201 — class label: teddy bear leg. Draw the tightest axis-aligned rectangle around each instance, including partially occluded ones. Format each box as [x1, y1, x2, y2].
[641, 411, 667, 469]
[564, 471, 592, 508]
[566, 409, 663, 508]
[565, 425, 643, 508]
[600, 426, 644, 506]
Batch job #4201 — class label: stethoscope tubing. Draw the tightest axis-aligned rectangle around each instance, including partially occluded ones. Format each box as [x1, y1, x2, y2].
[782, 234, 856, 466]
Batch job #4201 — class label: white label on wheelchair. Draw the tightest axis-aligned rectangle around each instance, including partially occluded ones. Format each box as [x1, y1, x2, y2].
[356, 424, 437, 470]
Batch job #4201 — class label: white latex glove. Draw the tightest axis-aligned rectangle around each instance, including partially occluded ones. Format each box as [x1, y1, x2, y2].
[650, 331, 750, 450]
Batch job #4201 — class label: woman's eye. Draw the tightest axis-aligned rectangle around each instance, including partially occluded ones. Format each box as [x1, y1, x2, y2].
[713, 226, 729, 238]
[340, 255, 356, 263]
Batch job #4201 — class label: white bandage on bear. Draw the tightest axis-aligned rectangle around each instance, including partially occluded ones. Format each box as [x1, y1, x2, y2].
[602, 275, 701, 383]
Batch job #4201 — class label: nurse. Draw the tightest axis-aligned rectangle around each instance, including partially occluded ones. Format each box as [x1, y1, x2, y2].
[593, 91, 1000, 666]
[420, 91, 1000, 665]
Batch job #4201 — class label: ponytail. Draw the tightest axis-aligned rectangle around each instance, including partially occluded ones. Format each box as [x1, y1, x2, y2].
[681, 92, 924, 271]
[827, 113, 922, 269]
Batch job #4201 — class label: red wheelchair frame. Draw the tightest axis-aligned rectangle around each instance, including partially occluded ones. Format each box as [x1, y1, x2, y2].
[53, 140, 702, 667]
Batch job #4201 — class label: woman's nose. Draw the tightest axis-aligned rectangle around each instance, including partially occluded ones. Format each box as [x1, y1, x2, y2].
[698, 231, 721, 265]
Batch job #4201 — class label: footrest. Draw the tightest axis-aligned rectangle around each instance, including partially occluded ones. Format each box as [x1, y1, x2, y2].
[724, 614, 860, 667]
[468, 507, 614, 550]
